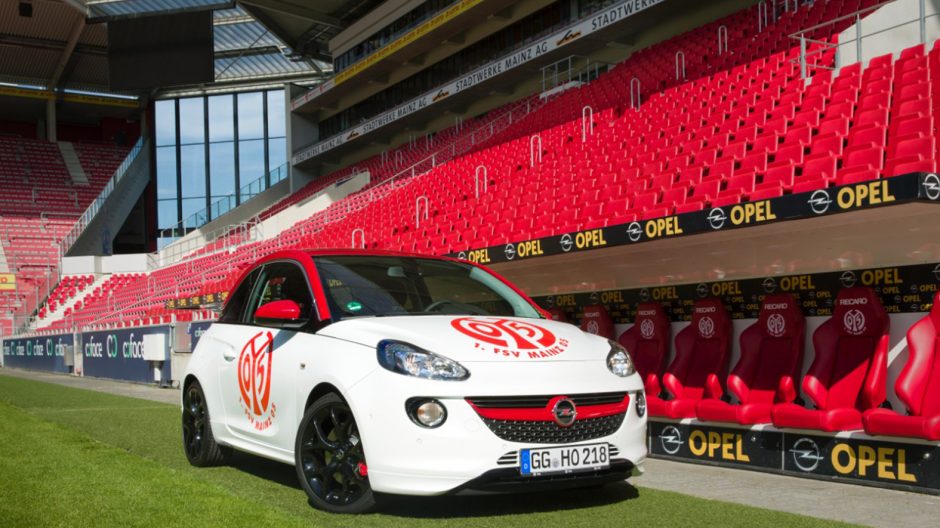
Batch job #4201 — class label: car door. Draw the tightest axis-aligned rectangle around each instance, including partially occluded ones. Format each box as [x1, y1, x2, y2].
[216, 259, 316, 456]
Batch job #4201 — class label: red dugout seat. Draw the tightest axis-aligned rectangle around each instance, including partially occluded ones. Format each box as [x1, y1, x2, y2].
[863, 292, 940, 440]
[772, 287, 889, 431]
[618, 303, 671, 396]
[580, 304, 614, 339]
[546, 307, 569, 322]
[648, 298, 732, 418]
[697, 295, 805, 424]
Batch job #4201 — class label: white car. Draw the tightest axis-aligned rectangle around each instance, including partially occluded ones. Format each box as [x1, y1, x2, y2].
[182, 249, 647, 513]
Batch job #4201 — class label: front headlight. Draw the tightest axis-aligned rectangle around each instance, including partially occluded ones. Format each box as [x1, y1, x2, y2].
[606, 340, 636, 377]
[377, 340, 470, 381]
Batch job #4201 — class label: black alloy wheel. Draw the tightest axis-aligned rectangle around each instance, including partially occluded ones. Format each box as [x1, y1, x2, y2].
[296, 393, 375, 513]
[182, 380, 229, 466]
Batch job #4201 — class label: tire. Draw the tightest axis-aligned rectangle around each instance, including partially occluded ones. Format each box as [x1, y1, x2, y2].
[182, 380, 230, 467]
[295, 393, 376, 514]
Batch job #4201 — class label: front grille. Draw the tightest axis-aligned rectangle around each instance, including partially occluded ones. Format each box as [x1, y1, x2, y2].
[482, 413, 625, 444]
[467, 391, 627, 409]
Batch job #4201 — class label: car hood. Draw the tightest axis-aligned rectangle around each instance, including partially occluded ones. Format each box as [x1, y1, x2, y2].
[317, 315, 611, 363]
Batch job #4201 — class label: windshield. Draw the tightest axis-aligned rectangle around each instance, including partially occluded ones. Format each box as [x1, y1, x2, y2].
[315, 256, 543, 320]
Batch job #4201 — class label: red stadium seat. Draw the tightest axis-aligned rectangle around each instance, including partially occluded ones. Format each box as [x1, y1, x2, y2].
[648, 298, 732, 418]
[579, 304, 614, 339]
[863, 292, 940, 440]
[696, 295, 805, 424]
[618, 303, 671, 396]
[772, 287, 889, 431]
[546, 307, 569, 322]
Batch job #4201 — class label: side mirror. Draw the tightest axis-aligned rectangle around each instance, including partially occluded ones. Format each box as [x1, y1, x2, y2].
[254, 300, 304, 328]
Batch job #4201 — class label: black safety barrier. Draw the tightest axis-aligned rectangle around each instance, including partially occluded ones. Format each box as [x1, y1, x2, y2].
[448, 172, 940, 265]
[649, 419, 940, 494]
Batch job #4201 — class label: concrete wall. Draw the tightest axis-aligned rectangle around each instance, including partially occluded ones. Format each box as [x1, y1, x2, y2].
[836, 0, 940, 66]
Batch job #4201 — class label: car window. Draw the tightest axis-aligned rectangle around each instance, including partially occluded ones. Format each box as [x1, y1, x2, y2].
[315, 256, 542, 319]
[218, 268, 260, 324]
[245, 261, 315, 325]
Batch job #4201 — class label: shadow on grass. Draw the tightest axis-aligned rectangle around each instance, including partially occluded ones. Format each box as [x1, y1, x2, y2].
[226, 451, 639, 518]
[377, 482, 639, 518]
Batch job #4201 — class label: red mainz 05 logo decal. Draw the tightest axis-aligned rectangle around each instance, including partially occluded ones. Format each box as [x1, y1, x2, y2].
[238, 331, 277, 431]
[451, 318, 569, 359]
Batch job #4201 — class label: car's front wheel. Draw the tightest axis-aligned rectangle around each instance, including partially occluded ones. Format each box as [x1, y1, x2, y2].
[182, 379, 230, 466]
[295, 393, 375, 514]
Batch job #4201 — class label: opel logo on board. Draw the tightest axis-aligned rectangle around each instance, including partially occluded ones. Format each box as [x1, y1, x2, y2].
[639, 288, 650, 302]
[707, 208, 727, 230]
[560, 233, 574, 252]
[626, 222, 643, 242]
[696, 283, 710, 298]
[934, 263, 940, 282]
[840, 271, 858, 288]
[808, 189, 833, 214]
[552, 398, 578, 427]
[457, 251, 467, 260]
[589, 291, 600, 304]
[660, 425, 684, 455]
[545, 296, 555, 308]
[924, 173, 940, 201]
[790, 437, 823, 472]
[762, 277, 777, 293]
[504, 243, 516, 260]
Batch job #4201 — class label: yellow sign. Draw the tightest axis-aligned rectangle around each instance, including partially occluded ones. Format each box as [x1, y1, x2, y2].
[334, 0, 483, 86]
[0, 273, 14, 291]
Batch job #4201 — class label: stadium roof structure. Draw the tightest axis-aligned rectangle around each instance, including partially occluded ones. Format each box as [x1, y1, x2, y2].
[0, 0, 347, 99]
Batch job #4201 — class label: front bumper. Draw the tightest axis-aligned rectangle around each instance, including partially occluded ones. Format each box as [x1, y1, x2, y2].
[346, 361, 648, 495]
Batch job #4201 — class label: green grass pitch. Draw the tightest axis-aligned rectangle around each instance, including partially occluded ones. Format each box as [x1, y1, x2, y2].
[0, 375, 854, 527]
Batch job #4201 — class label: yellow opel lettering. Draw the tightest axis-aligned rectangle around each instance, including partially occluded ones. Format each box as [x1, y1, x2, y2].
[689, 430, 707, 456]
[877, 447, 895, 480]
[601, 291, 624, 304]
[708, 431, 721, 458]
[861, 268, 902, 286]
[736, 434, 751, 462]
[832, 443, 856, 474]
[712, 281, 742, 296]
[652, 286, 679, 301]
[573, 229, 607, 249]
[838, 181, 896, 209]
[467, 249, 490, 264]
[555, 295, 576, 307]
[515, 240, 544, 259]
[645, 217, 684, 238]
[898, 449, 917, 482]
[731, 201, 777, 225]
[857, 445, 876, 476]
[780, 275, 816, 291]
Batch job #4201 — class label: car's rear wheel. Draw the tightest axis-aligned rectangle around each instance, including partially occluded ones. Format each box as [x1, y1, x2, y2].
[295, 393, 375, 514]
[182, 380, 230, 466]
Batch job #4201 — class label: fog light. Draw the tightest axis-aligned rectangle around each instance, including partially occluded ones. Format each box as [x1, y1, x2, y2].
[406, 398, 447, 428]
[635, 391, 647, 417]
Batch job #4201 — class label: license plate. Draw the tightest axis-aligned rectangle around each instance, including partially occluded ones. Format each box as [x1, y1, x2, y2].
[519, 443, 610, 476]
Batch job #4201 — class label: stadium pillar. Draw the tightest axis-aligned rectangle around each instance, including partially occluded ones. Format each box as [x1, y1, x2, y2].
[46, 99, 57, 142]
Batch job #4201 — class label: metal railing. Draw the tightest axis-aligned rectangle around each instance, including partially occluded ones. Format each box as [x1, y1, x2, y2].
[159, 162, 289, 246]
[791, 0, 934, 78]
[158, 215, 262, 267]
[541, 55, 609, 93]
[58, 137, 145, 257]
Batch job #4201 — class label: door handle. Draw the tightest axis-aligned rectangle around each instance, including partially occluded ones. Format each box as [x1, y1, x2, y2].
[222, 347, 237, 362]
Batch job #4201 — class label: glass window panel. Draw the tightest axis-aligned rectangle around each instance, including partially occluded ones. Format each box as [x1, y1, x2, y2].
[155, 100, 176, 147]
[208, 95, 235, 142]
[182, 198, 208, 229]
[209, 141, 236, 200]
[157, 198, 178, 231]
[178, 97, 206, 145]
[238, 139, 265, 196]
[156, 146, 177, 201]
[266, 90, 286, 138]
[267, 137, 286, 175]
[180, 144, 206, 199]
[237, 92, 264, 140]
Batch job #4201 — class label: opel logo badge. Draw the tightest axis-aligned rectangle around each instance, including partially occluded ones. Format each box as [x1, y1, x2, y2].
[457, 251, 467, 260]
[840, 270, 858, 288]
[639, 288, 650, 301]
[808, 189, 832, 214]
[924, 173, 940, 201]
[707, 208, 727, 230]
[560, 233, 574, 252]
[504, 243, 516, 260]
[626, 221, 643, 242]
[696, 283, 710, 298]
[660, 425, 683, 455]
[762, 277, 777, 293]
[552, 398, 577, 427]
[790, 437, 823, 472]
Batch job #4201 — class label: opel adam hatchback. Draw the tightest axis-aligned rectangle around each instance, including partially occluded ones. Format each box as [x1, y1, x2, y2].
[181, 250, 647, 513]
